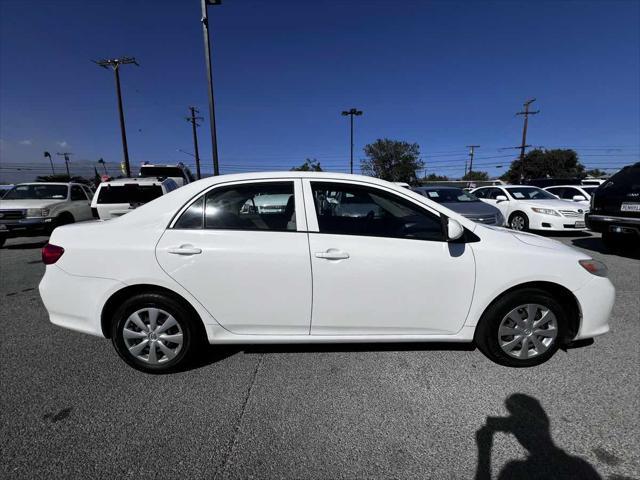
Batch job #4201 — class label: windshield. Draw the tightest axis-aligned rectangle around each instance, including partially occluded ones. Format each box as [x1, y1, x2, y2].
[3, 184, 68, 200]
[97, 184, 163, 204]
[140, 166, 186, 179]
[418, 188, 479, 203]
[506, 187, 557, 200]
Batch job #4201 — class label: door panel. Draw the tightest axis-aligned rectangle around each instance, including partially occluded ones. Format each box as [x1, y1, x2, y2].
[304, 180, 475, 335]
[155, 179, 312, 335]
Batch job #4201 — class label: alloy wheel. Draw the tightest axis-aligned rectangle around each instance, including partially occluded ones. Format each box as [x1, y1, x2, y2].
[497, 303, 558, 359]
[510, 215, 526, 231]
[121, 308, 183, 364]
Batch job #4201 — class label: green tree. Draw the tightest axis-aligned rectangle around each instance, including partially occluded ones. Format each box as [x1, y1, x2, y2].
[291, 158, 322, 171]
[462, 170, 489, 181]
[503, 149, 585, 183]
[425, 173, 449, 181]
[361, 139, 423, 183]
[35, 174, 91, 184]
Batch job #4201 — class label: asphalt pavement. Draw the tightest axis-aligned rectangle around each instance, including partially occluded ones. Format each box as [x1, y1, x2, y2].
[1, 232, 638, 479]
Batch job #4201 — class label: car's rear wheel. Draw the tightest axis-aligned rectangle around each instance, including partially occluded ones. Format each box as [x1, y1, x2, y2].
[509, 212, 529, 232]
[475, 288, 567, 367]
[111, 293, 199, 373]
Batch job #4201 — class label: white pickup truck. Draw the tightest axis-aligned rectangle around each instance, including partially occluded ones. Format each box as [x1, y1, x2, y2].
[0, 182, 94, 247]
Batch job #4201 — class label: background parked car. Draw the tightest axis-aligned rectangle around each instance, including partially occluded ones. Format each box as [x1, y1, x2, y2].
[586, 162, 640, 250]
[413, 186, 504, 226]
[92, 177, 179, 220]
[139, 163, 195, 187]
[0, 182, 93, 247]
[544, 185, 598, 206]
[471, 185, 587, 232]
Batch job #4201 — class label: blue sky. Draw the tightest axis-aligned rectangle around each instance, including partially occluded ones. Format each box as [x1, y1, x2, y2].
[1, 0, 638, 182]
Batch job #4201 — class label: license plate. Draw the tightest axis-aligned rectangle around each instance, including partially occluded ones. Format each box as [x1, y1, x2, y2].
[621, 202, 640, 212]
[574, 221, 585, 228]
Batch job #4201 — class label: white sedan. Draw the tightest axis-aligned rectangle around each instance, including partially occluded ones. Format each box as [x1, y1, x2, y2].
[39, 172, 614, 372]
[471, 185, 588, 232]
[544, 185, 598, 206]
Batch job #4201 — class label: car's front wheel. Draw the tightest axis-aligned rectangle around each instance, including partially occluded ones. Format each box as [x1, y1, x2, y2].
[475, 288, 567, 367]
[509, 212, 529, 232]
[111, 293, 200, 373]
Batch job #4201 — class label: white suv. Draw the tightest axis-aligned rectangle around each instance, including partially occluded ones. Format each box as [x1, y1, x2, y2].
[138, 163, 195, 187]
[0, 182, 93, 247]
[92, 177, 178, 220]
[471, 185, 588, 232]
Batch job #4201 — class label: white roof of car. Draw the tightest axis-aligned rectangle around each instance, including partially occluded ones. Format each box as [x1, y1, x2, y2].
[100, 177, 170, 186]
[15, 182, 77, 186]
[544, 185, 591, 188]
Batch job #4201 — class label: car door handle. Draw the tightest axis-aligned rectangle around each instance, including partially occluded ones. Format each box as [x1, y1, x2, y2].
[315, 249, 350, 260]
[167, 245, 202, 255]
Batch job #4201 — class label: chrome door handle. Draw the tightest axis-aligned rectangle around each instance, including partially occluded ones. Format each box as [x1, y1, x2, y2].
[167, 245, 202, 255]
[315, 249, 350, 260]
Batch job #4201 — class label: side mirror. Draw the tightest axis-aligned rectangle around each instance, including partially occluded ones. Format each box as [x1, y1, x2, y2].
[572, 195, 586, 202]
[495, 195, 508, 202]
[447, 218, 464, 241]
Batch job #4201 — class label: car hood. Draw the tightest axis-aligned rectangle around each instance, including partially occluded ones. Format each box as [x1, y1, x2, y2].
[438, 201, 500, 216]
[0, 199, 65, 209]
[522, 199, 586, 211]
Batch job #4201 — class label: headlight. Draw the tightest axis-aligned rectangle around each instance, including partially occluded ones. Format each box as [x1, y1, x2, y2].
[579, 259, 608, 277]
[531, 207, 560, 216]
[26, 208, 49, 218]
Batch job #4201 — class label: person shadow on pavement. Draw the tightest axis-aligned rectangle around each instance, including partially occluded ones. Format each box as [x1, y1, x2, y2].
[474, 393, 601, 480]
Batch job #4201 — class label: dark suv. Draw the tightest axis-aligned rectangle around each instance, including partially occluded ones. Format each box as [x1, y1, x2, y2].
[586, 162, 640, 249]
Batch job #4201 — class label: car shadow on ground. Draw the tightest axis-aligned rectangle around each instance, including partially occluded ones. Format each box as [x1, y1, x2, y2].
[1, 239, 49, 250]
[474, 393, 603, 479]
[571, 237, 640, 260]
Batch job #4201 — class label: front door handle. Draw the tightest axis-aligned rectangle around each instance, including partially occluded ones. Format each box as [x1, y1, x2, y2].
[168, 245, 202, 255]
[315, 249, 350, 260]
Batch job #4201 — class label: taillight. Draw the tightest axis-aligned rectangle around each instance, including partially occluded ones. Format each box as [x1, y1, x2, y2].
[42, 243, 65, 265]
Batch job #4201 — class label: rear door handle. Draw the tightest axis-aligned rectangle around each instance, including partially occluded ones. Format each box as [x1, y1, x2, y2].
[315, 249, 350, 260]
[167, 245, 202, 255]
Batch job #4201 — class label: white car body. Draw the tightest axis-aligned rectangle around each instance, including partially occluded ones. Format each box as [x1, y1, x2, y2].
[40, 172, 614, 369]
[544, 185, 598, 206]
[138, 163, 194, 187]
[92, 177, 179, 220]
[471, 185, 588, 232]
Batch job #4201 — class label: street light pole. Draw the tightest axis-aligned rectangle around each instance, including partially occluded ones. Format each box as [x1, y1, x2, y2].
[44, 151, 54, 175]
[200, 0, 221, 176]
[341, 108, 363, 174]
[56, 152, 72, 178]
[93, 57, 139, 178]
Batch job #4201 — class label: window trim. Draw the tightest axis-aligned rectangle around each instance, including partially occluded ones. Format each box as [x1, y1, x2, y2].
[169, 178, 307, 232]
[303, 179, 445, 242]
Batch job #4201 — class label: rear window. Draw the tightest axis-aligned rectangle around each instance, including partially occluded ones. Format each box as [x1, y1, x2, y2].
[601, 165, 640, 193]
[97, 184, 164, 204]
[140, 167, 185, 179]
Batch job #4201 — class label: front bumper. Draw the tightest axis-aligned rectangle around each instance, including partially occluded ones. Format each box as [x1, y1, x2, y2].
[528, 213, 587, 231]
[586, 213, 640, 235]
[0, 217, 54, 237]
[572, 275, 615, 340]
[39, 265, 126, 337]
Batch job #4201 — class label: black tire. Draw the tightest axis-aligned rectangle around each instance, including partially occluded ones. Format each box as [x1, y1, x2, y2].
[111, 293, 201, 373]
[508, 212, 529, 232]
[474, 288, 568, 367]
[53, 212, 75, 232]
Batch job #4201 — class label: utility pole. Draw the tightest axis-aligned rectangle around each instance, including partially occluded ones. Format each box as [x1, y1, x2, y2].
[44, 151, 54, 175]
[466, 145, 480, 173]
[200, 0, 222, 176]
[516, 98, 539, 182]
[98, 158, 108, 176]
[185, 106, 204, 179]
[341, 108, 363, 174]
[93, 57, 139, 178]
[56, 152, 72, 178]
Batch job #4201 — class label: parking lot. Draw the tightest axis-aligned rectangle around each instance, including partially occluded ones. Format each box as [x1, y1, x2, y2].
[0, 232, 638, 479]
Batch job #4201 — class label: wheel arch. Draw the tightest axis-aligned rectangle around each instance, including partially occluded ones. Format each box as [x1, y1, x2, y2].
[101, 283, 207, 339]
[475, 281, 581, 344]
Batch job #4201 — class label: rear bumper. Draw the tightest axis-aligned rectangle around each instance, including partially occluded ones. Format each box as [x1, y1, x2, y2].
[0, 217, 54, 237]
[38, 265, 125, 337]
[572, 276, 615, 340]
[586, 213, 640, 235]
